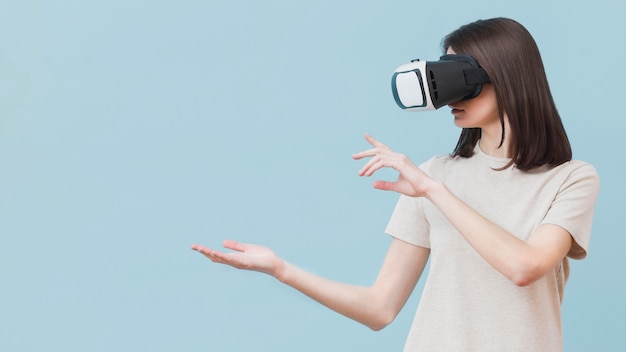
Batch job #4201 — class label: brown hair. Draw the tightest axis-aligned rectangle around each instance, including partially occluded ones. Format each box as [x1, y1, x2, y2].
[443, 17, 571, 170]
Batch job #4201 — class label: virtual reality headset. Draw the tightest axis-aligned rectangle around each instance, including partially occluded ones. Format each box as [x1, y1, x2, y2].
[391, 54, 491, 111]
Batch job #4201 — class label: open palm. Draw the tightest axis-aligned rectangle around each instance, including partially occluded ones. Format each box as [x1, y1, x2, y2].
[191, 240, 283, 277]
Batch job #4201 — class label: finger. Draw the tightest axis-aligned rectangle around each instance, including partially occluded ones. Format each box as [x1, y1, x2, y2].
[363, 159, 389, 177]
[358, 156, 381, 176]
[191, 244, 222, 262]
[352, 148, 376, 160]
[373, 180, 399, 192]
[364, 133, 387, 148]
[223, 239, 247, 252]
[210, 250, 237, 262]
[191, 244, 213, 255]
[191, 243, 249, 268]
[210, 250, 250, 269]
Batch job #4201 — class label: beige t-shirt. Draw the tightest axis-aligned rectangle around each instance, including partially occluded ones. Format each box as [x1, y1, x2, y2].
[385, 145, 600, 352]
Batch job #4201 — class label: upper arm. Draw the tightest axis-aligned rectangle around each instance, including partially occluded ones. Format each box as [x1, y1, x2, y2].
[520, 223, 573, 285]
[372, 238, 430, 318]
[515, 164, 599, 285]
[541, 163, 600, 260]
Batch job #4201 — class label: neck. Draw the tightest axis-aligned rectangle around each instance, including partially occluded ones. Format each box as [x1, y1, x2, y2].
[480, 118, 511, 158]
[479, 138, 509, 158]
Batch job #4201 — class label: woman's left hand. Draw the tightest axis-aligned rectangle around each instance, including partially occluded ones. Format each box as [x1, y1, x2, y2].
[353, 133, 435, 198]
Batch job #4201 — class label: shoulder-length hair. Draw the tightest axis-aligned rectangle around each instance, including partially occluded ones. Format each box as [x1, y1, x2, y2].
[443, 17, 572, 170]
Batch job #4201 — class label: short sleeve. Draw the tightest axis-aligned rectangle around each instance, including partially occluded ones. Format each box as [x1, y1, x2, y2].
[385, 195, 431, 248]
[384, 157, 436, 248]
[541, 163, 600, 259]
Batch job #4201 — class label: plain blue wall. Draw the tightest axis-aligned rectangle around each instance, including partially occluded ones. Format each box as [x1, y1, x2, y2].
[1, 1, 624, 351]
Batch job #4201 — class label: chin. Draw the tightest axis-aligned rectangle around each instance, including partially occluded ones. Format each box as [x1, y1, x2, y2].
[453, 118, 471, 128]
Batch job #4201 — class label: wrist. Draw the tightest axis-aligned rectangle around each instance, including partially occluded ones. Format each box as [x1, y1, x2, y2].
[273, 258, 289, 283]
[424, 179, 446, 202]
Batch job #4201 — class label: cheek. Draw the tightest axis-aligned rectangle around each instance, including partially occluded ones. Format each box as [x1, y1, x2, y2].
[458, 97, 499, 127]
[476, 102, 500, 124]
[473, 87, 499, 117]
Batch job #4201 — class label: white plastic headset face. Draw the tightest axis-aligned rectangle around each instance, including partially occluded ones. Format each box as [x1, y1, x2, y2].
[391, 54, 491, 111]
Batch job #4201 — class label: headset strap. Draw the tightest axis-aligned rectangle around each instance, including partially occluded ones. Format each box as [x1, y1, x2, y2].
[464, 68, 491, 85]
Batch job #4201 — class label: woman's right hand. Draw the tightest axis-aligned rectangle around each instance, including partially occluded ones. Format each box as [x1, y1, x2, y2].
[191, 240, 285, 279]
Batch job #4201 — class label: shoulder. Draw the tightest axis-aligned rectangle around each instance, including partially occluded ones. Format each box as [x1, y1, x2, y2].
[556, 159, 596, 172]
[518, 160, 600, 197]
[418, 153, 486, 180]
[550, 160, 600, 187]
[525, 159, 597, 179]
[532, 160, 601, 212]
[418, 154, 455, 173]
[566, 160, 598, 175]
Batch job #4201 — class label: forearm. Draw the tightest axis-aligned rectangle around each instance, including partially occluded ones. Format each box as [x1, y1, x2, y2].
[425, 181, 565, 286]
[193, 238, 426, 329]
[276, 261, 391, 330]
[353, 133, 571, 286]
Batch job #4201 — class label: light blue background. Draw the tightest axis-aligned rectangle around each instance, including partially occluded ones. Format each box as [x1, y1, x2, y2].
[1, 1, 624, 351]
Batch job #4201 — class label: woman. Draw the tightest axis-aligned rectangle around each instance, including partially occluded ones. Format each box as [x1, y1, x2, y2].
[192, 17, 600, 351]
